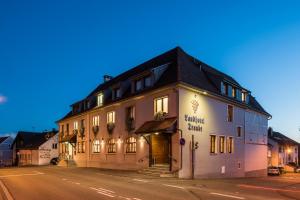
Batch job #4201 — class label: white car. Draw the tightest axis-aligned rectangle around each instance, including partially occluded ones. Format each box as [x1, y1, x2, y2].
[268, 166, 280, 176]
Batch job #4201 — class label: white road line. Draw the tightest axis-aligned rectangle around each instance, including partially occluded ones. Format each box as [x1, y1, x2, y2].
[210, 192, 245, 199]
[90, 187, 116, 197]
[0, 180, 14, 200]
[133, 198, 142, 200]
[162, 184, 185, 189]
[0, 172, 44, 178]
[132, 179, 149, 183]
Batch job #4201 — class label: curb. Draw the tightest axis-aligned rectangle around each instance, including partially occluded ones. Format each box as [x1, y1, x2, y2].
[0, 180, 13, 200]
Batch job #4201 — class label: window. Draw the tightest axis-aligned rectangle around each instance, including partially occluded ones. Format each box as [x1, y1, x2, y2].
[107, 111, 115, 123]
[52, 143, 57, 149]
[126, 137, 137, 153]
[80, 119, 85, 129]
[92, 116, 100, 126]
[74, 121, 78, 130]
[61, 125, 64, 135]
[232, 88, 236, 98]
[108, 139, 116, 153]
[221, 82, 226, 94]
[210, 135, 217, 154]
[97, 93, 104, 106]
[66, 124, 69, 135]
[219, 136, 225, 153]
[135, 79, 143, 91]
[227, 105, 233, 122]
[113, 88, 121, 99]
[242, 92, 247, 102]
[144, 76, 152, 87]
[237, 126, 242, 137]
[227, 137, 234, 153]
[93, 140, 100, 153]
[77, 141, 85, 153]
[154, 96, 168, 114]
[126, 106, 135, 119]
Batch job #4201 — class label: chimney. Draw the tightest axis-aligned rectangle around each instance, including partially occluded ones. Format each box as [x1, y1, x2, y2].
[103, 75, 113, 83]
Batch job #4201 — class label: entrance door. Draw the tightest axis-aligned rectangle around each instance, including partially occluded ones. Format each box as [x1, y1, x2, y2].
[151, 134, 170, 165]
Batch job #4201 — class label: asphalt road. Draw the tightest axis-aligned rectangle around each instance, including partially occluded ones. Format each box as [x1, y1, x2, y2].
[0, 166, 300, 200]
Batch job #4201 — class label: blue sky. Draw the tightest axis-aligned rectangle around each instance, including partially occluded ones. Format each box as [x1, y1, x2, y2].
[0, 0, 299, 141]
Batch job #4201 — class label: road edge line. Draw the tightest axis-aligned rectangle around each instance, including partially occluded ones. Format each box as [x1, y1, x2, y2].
[0, 180, 14, 200]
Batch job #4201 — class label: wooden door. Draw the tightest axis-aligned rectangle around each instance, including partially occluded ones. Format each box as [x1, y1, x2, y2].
[151, 134, 169, 164]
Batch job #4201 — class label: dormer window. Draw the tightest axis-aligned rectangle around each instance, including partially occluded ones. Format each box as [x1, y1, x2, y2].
[135, 79, 143, 91]
[144, 75, 152, 87]
[242, 92, 247, 103]
[97, 93, 104, 106]
[114, 88, 121, 99]
[232, 88, 236, 98]
[74, 121, 78, 130]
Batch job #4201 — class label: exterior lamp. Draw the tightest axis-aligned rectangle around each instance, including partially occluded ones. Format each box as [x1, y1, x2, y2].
[287, 148, 292, 154]
[101, 138, 105, 145]
[117, 136, 123, 144]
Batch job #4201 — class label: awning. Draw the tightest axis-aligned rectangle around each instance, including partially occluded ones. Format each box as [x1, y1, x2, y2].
[135, 117, 177, 134]
[60, 134, 77, 143]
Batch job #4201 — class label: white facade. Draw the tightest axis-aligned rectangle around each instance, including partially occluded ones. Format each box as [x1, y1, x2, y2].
[178, 86, 269, 178]
[38, 133, 59, 165]
[0, 136, 13, 166]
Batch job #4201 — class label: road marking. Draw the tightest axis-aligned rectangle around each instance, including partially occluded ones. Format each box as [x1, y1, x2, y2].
[238, 184, 300, 193]
[162, 184, 185, 189]
[133, 198, 142, 200]
[90, 187, 115, 198]
[118, 196, 131, 200]
[0, 172, 44, 178]
[210, 192, 245, 199]
[132, 179, 149, 183]
[0, 180, 14, 200]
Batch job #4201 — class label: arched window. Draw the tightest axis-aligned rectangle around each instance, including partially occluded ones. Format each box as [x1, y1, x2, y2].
[126, 137, 136, 153]
[93, 140, 100, 153]
[108, 139, 116, 153]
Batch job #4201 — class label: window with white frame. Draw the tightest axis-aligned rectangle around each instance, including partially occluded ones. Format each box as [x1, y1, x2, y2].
[107, 111, 115, 124]
[97, 93, 104, 106]
[227, 105, 233, 122]
[219, 136, 225, 153]
[74, 121, 78, 130]
[92, 116, 100, 126]
[237, 126, 242, 137]
[93, 140, 100, 153]
[210, 135, 217, 154]
[108, 138, 116, 153]
[227, 137, 234, 153]
[126, 137, 136, 153]
[154, 96, 168, 114]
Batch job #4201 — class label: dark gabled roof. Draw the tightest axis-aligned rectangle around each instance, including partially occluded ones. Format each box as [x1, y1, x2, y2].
[0, 136, 9, 144]
[269, 131, 299, 146]
[13, 130, 58, 150]
[58, 47, 270, 122]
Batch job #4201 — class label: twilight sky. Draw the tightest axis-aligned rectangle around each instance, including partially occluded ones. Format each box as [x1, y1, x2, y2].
[0, 0, 299, 141]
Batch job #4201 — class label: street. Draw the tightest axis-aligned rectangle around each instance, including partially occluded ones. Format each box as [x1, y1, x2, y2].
[0, 166, 300, 200]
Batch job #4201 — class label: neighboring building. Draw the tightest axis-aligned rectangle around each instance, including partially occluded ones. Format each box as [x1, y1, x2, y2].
[57, 47, 270, 178]
[12, 130, 59, 166]
[268, 129, 299, 169]
[0, 136, 13, 166]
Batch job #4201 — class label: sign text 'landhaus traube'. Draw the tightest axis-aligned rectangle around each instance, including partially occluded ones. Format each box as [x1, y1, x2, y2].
[184, 115, 204, 132]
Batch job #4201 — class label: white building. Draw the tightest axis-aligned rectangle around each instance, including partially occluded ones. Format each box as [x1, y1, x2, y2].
[0, 136, 13, 166]
[12, 131, 59, 166]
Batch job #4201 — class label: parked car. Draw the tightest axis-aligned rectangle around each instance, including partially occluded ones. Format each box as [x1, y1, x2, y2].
[50, 157, 59, 165]
[295, 167, 300, 173]
[278, 167, 285, 174]
[268, 166, 280, 176]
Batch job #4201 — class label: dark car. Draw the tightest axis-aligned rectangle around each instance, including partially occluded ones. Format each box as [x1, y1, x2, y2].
[268, 166, 280, 176]
[50, 157, 59, 165]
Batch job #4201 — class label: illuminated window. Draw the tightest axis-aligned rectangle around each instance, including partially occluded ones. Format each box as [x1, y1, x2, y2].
[219, 136, 225, 153]
[126, 137, 136, 153]
[113, 88, 121, 99]
[227, 137, 234, 153]
[237, 126, 242, 137]
[107, 111, 115, 123]
[227, 105, 233, 122]
[93, 140, 100, 153]
[242, 92, 247, 102]
[232, 88, 236, 98]
[108, 139, 116, 153]
[210, 135, 217, 154]
[92, 116, 100, 126]
[74, 121, 78, 130]
[154, 96, 168, 114]
[97, 93, 104, 106]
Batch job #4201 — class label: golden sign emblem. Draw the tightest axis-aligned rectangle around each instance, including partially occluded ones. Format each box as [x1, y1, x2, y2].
[191, 99, 199, 114]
